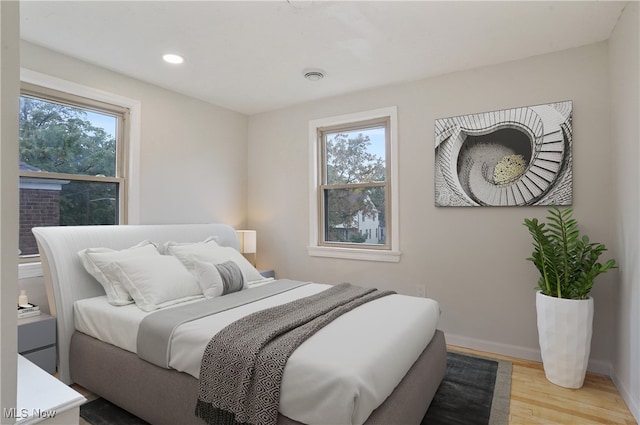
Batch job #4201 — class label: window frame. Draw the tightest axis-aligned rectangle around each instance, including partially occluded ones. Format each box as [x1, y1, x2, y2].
[18, 69, 141, 271]
[20, 81, 129, 226]
[308, 106, 400, 262]
[318, 116, 391, 250]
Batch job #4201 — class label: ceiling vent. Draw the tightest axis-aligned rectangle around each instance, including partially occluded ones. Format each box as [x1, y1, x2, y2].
[303, 70, 325, 81]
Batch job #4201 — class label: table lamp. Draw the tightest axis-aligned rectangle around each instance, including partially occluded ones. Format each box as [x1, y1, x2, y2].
[236, 230, 257, 266]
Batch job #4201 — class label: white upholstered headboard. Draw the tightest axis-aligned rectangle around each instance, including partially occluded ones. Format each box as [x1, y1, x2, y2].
[32, 223, 240, 384]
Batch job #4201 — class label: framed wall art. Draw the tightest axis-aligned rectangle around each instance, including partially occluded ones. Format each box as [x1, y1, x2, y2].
[434, 101, 572, 207]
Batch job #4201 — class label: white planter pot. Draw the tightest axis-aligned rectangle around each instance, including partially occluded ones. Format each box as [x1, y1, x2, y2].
[535, 291, 594, 389]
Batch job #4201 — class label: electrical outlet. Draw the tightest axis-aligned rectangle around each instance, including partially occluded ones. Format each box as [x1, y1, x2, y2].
[416, 284, 426, 298]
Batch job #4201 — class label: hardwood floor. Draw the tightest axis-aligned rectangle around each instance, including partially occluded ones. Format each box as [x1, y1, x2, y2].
[72, 346, 637, 425]
[451, 345, 637, 425]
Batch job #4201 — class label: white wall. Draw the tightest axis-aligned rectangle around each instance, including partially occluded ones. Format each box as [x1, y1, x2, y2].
[248, 42, 618, 371]
[0, 2, 20, 422]
[610, 2, 640, 420]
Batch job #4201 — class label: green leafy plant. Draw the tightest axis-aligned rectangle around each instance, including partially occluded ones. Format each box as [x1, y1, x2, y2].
[523, 206, 616, 299]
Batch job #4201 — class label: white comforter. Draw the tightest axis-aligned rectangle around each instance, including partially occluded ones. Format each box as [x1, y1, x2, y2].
[74, 282, 440, 425]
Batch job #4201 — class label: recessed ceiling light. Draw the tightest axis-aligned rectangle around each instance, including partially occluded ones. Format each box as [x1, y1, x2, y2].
[163, 54, 184, 64]
[303, 69, 325, 81]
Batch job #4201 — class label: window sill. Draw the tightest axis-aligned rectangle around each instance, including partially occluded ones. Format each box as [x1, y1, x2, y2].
[307, 246, 401, 263]
[19, 262, 43, 279]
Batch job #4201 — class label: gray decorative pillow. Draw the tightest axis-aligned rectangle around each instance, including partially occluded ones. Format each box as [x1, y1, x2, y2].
[215, 261, 246, 295]
[193, 259, 246, 298]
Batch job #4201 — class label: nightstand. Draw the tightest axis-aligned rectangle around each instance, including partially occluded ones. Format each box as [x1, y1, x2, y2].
[16, 355, 85, 424]
[18, 313, 56, 374]
[259, 269, 275, 279]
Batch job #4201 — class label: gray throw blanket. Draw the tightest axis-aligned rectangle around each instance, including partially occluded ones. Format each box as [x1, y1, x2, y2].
[195, 283, 395, 425]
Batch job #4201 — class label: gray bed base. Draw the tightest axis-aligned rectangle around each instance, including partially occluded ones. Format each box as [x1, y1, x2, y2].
[71, 329, 447, 425]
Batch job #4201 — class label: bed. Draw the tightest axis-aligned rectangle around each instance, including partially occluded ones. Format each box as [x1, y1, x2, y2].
[33, 223, 446, 425]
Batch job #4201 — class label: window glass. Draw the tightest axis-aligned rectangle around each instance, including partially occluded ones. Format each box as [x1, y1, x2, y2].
[324, 126, 386, 185]
[323, 186, 386, 245]
[19, 96, 118, 176]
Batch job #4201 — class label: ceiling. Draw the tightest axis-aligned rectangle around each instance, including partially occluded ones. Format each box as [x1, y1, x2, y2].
[20, 1, 627, 115]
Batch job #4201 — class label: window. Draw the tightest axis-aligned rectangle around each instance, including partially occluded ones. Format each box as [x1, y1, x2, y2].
[18, 82, 129, 260]
[309, 107, 400, 262]
[320, 118, 389, 247]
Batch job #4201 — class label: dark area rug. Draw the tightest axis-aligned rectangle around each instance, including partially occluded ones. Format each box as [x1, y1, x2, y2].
[422, 351, 512, 425]
[80, 351, 511, 425]
[80, 397, 149, 425]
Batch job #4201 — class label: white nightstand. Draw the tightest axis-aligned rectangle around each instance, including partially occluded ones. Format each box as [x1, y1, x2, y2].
[15, 355, 86, 424]
[18, 313, 56, 374]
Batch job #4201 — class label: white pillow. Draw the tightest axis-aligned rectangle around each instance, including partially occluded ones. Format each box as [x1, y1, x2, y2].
[78, 241, 159, 306]
[159, 236, 219, 255]
[193, 259, 246, 299]
[166, 241, 265, 283]
[107, 255, 203, 312]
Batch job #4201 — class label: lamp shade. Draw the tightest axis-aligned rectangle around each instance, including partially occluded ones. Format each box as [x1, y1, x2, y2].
[236, 230, 257, 254]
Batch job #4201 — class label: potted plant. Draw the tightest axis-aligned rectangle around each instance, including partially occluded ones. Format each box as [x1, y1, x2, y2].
[523, 206, 616, 388]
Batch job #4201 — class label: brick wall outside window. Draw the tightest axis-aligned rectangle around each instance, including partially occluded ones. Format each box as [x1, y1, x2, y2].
[20, 189, 60, 256]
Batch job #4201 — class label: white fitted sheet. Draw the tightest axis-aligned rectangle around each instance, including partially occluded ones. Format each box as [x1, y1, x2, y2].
[74, 283, 440, 425]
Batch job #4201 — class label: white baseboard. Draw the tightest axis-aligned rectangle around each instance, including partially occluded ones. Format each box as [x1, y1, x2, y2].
[611, 368, 640, 423]
[445, 333, 541, 361]
[445, 333, 613, 376]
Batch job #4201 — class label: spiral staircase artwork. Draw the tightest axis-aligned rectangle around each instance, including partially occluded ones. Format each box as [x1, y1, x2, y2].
[435, 101, 573, 207]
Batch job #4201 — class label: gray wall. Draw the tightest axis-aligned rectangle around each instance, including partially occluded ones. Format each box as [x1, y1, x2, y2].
[610, 2, 640, 419]
[247, 42, 618, 372]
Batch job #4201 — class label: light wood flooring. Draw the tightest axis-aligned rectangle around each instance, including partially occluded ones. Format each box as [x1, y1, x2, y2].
[74, 346, 637, 425]
[451, 345, 637, 425]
